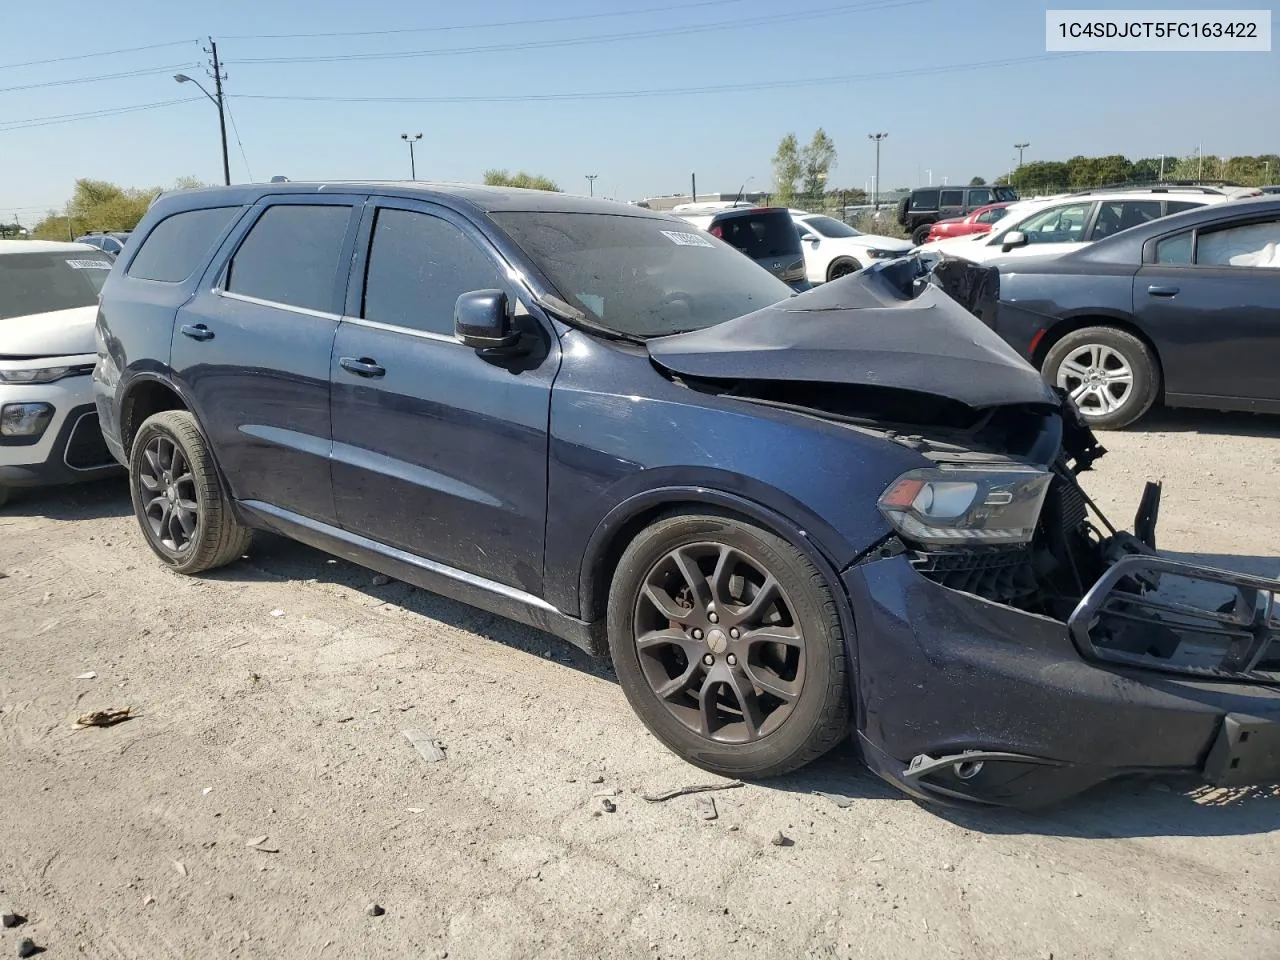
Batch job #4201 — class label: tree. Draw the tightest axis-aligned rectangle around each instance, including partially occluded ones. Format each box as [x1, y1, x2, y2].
[1014, 160, 1069, 193]
[482, 169, 561, 191]
[771, 134, 802, 206]
[969, 176, 986, 186]
[28, 177, 204, 240]
[800, 128, 838, 206]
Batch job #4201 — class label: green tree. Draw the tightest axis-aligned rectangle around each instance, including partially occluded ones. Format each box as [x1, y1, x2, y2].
[771, 134, 802, 206]
[482, 169, 561, 191]
[800, 128, 838, 207]
[1014, 160, 1070, 193]
[969, 176, 986, 186]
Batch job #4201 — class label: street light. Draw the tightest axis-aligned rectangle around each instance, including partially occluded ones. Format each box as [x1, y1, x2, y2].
[867, 132, 888, 210]
[585, 174, 598, 197]
[401, 133, 423, 180]
[1014, 142, 1030, 167]
[174, 73, 230, 186]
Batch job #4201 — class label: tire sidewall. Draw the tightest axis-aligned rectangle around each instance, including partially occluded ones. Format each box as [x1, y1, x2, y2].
[128, 414, 210, 571]
[911, 224, 932, 246]
[1043, 328, 1157, 429]
[827, 258, 862, 282]
[607, 512, 844, 776]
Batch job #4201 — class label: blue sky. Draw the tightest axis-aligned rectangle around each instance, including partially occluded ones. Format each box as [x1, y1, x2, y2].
[1, 0, 1276, 219]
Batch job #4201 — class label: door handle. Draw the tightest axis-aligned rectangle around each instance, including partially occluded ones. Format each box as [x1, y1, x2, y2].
[339, 356, 386, 378]
[180, 323, 214, 341]
[1147, 285, 1180, 297]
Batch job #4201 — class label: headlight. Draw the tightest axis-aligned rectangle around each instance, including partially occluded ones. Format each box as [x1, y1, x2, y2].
[0, 366, 83, 384]
[0, 402, 55, 439]
[878, 466, 1052, 546]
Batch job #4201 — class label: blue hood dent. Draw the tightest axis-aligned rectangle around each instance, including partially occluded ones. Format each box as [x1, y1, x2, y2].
[647, 266, 1059, 410]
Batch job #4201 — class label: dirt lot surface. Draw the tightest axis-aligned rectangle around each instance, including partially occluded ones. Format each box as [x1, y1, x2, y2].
[2, 409, 1278, 960]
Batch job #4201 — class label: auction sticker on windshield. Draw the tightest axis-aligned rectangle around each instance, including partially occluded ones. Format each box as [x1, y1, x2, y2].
[660, 230, 715, 248]
[65, 259, 113, 269]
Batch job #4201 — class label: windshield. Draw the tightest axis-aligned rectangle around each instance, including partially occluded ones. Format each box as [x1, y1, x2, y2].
[0, 252, 112, 321]
[492, 211, 793, 339]
[804, 215, 863, 239]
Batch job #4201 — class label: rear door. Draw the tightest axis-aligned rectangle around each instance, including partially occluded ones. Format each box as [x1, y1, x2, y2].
[328, 199, 558, 593]
[1134, 214, 1280, 404]
[170, 194, 363, 523]
[938, 188, 966, 221]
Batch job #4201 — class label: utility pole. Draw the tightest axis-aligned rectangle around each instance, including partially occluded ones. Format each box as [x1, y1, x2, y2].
[1158, 154, 1165, 180]
[585, 174, 598, 197]
[690, 173, 697, 203]
[401, 133, 422, 179]
[925, 169, 932, 186]
[208, 39, 230, 186]
[867, 133, 888, 210]
[1197, 144, 1203, 181]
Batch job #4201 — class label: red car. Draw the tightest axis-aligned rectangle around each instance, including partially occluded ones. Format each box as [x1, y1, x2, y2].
[925, 202, 1013, 243]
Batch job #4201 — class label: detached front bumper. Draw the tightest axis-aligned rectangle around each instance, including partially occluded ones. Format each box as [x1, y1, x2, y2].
[843, 553, 1280, 808]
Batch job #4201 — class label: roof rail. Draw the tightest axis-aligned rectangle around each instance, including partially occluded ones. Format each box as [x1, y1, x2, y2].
[1066, 178, 1246, 196]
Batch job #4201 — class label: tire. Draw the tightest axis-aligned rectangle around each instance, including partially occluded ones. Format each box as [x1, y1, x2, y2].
[1042, 326, 1160, 430]
[0, 486, 8, 509]
[607, 509, 849, 779]
[128, 410, 252, 574]
[910, 224, 933, 246]
[826, 258, 863, 282]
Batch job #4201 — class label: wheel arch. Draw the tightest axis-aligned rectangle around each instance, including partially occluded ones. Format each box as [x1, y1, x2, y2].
[1031, 314, 1165, 394]
[120, 375, 191, 455]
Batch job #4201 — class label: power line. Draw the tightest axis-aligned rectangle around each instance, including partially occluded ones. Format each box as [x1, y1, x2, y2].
[232, 53, 1087, 105]
[222, 93, 255, 182]
[224, 0, 747, 40]
[0, 39, 198, 72]
[0, 63, 197, 95]
[0, 98, 201, 132]
[226, 0, 934, 65]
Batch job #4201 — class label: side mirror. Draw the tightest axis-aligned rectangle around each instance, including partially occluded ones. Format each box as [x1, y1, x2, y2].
[455, 289, 521, 351]
[1001, 230, 1028, 251]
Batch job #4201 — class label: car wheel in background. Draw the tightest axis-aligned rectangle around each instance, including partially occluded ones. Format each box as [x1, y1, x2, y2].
[607, 509, 849, 778]
[1042, 326, 1160, 430]
[911, 224, 933, 246]
[128, 410, 252, 574]
[826, 258, 862, 282]
[0, 486, 8, 509]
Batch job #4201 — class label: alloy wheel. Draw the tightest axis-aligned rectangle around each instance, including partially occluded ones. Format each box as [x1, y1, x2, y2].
[137, 435, 199, 553]
[632, 542, 806, 744]
[1055, 343, 1134, 418]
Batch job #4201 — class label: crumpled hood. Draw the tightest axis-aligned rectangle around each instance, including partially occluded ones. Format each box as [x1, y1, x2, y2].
[647, 263, 1058, 410]
[0, 305, 99, 359]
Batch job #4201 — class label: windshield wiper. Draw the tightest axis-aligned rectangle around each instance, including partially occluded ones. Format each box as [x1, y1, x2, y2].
[533, 292, 646, 345]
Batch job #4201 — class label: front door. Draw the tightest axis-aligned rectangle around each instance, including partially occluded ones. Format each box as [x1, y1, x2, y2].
[329, 200, 559, 595]
[171, 195, 362, 523]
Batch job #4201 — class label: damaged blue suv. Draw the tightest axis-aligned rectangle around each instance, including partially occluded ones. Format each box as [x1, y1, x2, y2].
[94, 183, 1280, 807]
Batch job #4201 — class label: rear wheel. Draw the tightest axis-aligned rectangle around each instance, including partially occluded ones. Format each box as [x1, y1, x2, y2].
[1042, 326, 1160, 429]
[911, 223, 933, 246]
[607, 510, 849, 778]
[128, 410, 252, 574]
[826, 258, 862, 282]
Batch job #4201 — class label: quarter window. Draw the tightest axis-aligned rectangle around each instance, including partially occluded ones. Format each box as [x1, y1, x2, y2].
[225, 205, 352, 313]
[1154, 231, 1192, 265]
[127, 206, 240, 283]
[909, 190, 939, 212]
[361, 208, 508, 337]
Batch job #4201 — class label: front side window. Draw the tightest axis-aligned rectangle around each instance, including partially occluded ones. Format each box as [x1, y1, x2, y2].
[128, 206, 240, 283]
[0, 252, 113, 320]
[362, 208, 508, 337]
[1012, 202, 1092, 244]
[1196, 219, 1280, 268]
[975, 207, 1008, 225]
[968, 188, 993, 206]
[226, 204, 352, 313]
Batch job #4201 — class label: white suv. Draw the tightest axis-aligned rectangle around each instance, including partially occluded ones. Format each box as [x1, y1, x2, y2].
[914, 185, 1255, 264]
[0, 240, 121, 506]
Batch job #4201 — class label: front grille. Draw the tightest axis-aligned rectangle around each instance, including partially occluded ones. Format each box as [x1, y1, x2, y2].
[911, 545, 1038, 605]
[64, 410, 114, 470]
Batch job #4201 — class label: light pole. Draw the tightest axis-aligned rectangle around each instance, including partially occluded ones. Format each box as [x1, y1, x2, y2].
[174, 70, 230, 186]
[1014, 142, 1030, 168]
[867, 132, 888, 210]
[585, 174, 598, 197]
[1196, 144, 1203, 181]
[400, 133, 422, 180]
[925, 169, 932, 186]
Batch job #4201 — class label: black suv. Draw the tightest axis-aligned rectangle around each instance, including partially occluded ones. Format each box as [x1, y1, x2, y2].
[92, 182, 1280, 807]
[898, 185, 1019, 246]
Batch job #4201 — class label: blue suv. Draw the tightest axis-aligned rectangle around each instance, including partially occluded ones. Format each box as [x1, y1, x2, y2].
[94, 182, 1280, 807]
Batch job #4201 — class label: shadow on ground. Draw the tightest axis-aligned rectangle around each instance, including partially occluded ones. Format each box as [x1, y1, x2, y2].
[1124, 407, 1280, 438]
[0, 477, 130, 522]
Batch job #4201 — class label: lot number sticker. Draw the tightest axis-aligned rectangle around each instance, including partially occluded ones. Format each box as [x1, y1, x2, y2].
[660, 230, 715, 248]
[65, 259, 113, 270]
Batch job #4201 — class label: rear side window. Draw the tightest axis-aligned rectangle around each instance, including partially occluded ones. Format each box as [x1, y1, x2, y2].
[1155, 231, 1192, 264]
[709, 211, 799, 259]
[909, 190, 939, 212]
[1165, 200, 1201, 215]
[361, 208, 507, 337]
[226, 205, 352, 313]
[127, 206, 240, 283]
[940, 189, 964, 207]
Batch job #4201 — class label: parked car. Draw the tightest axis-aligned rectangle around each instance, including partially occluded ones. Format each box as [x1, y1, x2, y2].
[898, 184, 1020, 246]
[1261, 185, 1280, 195]
[95, 183, 1280, 807]
[0, 240, 121, 506]
[925, 202, 1014, 243]
[789, 211, 912, 283]
[915, 186, 1243, 266]
[980, 195, 1280, 429]
[75, 232, 131, 257]
[670, 205, 808, 289]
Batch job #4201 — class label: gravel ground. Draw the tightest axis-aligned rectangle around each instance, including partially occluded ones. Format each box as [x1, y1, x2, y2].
[1, 408, 1278, 960]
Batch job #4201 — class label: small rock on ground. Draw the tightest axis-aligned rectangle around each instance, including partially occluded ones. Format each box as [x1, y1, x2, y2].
[371, 574, 392, 587]
[18, 939, 39, 959]
[2, 913, 23, 929]
[366, 903, 386, 917]
[771, 831, 792, 847]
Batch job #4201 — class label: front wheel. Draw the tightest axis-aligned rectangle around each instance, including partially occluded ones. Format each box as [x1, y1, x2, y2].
[607, 510, 849, 778]
[826, 258, 863, 282]
[1042, 326, 1160, 429]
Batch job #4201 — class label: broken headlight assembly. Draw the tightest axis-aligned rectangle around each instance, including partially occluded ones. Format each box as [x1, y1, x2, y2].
[877, 466, 1053, 547]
